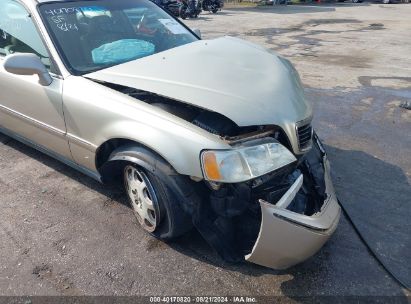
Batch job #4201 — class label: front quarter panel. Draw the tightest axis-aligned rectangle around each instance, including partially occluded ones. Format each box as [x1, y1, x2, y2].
[62, 76, 230, 177]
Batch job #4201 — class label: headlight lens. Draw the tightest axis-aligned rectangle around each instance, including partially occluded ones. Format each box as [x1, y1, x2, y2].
[201, 142, 296, 183]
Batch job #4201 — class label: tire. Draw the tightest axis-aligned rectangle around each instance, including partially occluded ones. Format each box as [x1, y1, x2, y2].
[382, 0, 390, 3]
[123, 163, 192, 240]
[212, 6, 218, 13]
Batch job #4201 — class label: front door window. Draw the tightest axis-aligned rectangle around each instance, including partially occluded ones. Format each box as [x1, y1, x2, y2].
[0, 0, 51, 69]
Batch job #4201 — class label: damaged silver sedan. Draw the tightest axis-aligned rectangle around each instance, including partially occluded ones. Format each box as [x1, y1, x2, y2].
[0, 0, 340, 269]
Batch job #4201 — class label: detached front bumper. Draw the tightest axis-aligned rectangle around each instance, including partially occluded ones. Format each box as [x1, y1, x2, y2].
[245, 136, 341, 269]
[187, 134, 341, 269]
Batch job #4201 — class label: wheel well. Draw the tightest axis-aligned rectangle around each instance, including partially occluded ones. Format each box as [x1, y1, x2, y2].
[96, 138, 174, 184]
[95, 138, 135, 171]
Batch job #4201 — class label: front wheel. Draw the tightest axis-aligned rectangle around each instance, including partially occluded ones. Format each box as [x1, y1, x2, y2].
[124, 165, 160, 233]
[124, 164, 191, 239]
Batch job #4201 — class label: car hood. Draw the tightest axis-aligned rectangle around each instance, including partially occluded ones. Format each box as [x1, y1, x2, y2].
[85, 36, 312, 127]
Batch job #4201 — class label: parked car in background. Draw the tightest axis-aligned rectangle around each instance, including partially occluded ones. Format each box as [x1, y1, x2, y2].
[337, 0, 363, 3]
[0, 0, 340, 269]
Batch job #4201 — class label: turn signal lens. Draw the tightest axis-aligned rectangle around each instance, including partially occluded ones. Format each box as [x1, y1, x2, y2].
[202, 152, 221, 181]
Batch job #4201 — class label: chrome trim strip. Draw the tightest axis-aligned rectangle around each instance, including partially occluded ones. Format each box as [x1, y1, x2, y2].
[66, 133, 98, 153]
[0, 104, 66, 137]
[0, 126, 102, 183]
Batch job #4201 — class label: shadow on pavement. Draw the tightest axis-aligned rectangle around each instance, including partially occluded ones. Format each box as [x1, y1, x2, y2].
[226, 4, 328, 14]
[225, 2, 374, 14]
[326, 145, 411, 290]
[0, 133, 127, 206]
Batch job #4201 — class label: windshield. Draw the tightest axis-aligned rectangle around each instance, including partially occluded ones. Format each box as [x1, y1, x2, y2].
[39, 0, 197, 75]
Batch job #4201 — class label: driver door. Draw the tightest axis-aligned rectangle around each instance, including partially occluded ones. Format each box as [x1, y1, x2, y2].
[0, 0, 71, 159]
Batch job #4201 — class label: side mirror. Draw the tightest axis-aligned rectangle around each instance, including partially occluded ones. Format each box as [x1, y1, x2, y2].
[3, 53, 52, 86]
[193, 28, 201, 38]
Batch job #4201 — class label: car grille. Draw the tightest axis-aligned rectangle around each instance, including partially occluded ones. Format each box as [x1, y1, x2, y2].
[296, 121, 313, 151]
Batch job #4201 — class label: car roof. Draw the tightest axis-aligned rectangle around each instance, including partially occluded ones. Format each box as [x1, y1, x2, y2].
[36, 0, 74, 3]
[21, 0, 93, 7]
[24, 0, 79, 4]
[17, 0, 63, 4]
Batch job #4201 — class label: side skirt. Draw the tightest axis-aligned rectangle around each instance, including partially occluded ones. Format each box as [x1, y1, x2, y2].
[0, 126, 102, 183]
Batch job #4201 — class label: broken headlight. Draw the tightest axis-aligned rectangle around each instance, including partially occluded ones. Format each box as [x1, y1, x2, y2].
[201, 142, 296, 183]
